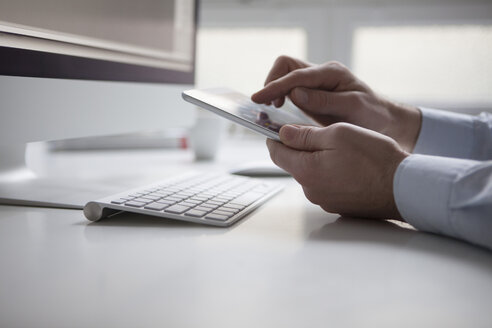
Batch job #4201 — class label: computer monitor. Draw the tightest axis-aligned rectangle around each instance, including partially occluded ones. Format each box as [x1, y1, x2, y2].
[0, 0, 198, 208]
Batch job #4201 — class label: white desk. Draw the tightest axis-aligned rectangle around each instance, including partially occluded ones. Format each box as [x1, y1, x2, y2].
[1, 139, 491, 327]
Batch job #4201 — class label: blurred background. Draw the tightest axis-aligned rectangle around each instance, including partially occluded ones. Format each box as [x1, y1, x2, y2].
[50, 0, 492, 151]
[197, 0, 492, 114]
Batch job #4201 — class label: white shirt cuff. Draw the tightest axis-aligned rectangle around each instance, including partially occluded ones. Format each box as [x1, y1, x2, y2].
[393, 154, 478, 235]
[414, 107, 475, 158]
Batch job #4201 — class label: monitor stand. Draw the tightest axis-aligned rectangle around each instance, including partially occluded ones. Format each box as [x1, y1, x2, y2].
[0, 143, 122, 209]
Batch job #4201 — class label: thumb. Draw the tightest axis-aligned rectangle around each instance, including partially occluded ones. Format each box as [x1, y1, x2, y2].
[279, 125, 331, 151]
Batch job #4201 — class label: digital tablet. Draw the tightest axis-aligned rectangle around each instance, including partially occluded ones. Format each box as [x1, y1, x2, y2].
[182, 88, 318, 141]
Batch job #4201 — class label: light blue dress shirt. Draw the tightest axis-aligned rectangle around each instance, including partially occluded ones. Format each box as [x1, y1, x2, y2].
[393, 108, 492, 250]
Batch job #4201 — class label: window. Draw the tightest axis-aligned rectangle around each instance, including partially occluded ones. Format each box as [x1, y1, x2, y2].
[196, 27, 307, 95]
[352, 25, 492, 111]
[197, 1, 492, 115]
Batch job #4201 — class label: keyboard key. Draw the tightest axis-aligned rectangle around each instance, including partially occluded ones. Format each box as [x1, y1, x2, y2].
[178, 201, 197, 208]
[207, 200, 225, 206]
[125, 201, 146, 208]
[222, 203, 245, 210]
[163, 196, 184, 202]
[191, 196, 208, 201]
[184, 209, 207, 218]
[220, 194, 237, 201]
[201, 202, 219, 209]
[165, 204, 191, 214]
[176, 191, 195, 196]
[186, 199, 202, 205]
[132, 197, 153, 204]
[205, 213, 229, 221]
[194, 206, 212, 213]
[175, 194, 190, 199]
[216, 206, 239, 214]
[152, 191, 172, 197]
[111, 198, 127, 204]
[140, 195, 161, 201]
[211, 210, 234, 217]
[156, 199, 176, 205]
[174, 192, 191, 198]
[200, 192, 217, 197]
[144, 202, 168, 211]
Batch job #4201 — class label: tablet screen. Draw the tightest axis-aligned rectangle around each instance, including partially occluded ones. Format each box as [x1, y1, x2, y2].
[184, 88, 316, 135]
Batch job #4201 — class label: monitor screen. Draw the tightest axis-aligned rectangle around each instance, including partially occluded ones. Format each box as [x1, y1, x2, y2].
[0, 0, 196, 83]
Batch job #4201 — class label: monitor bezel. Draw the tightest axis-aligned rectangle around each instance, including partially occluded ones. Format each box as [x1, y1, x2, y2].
[0, 0, 198, 84]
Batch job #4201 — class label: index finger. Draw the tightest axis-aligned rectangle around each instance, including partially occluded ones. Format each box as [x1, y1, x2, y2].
[252, 67, 319, 104]
[252, 64, 343, 104]
[262, 56, 310, 107]
[264, 56, 310, 87]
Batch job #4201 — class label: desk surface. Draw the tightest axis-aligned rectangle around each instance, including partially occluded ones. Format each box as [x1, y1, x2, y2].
[1, 139, 491, 328]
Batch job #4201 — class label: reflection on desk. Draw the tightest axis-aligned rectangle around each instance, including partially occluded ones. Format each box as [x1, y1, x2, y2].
[1, 140, 491, 328]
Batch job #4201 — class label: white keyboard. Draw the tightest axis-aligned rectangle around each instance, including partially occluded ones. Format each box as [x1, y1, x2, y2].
[83, 172, 283, 226]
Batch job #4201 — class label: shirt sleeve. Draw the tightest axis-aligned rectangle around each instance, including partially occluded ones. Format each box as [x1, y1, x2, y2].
[394, 155, 492, 250]
[414, 108, 492, 160]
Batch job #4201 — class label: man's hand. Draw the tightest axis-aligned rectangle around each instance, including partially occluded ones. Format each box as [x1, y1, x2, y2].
[253, 55, 422, 152]
[267, 123, 408, 219]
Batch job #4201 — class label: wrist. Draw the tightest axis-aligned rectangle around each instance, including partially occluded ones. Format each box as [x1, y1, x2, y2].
[387, 101, 422, 153]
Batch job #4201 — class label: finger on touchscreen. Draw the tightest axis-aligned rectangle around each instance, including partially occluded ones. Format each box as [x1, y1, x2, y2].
[252, 68, 313, 104]
[273, 97, 285, 108]
[264, 55, 310, 86]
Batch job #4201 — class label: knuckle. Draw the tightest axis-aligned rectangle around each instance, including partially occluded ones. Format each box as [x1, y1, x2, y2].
[340, 93, 363, 117]
[326, 60, 347, 71]
[298, 127, 314, 148]
[352, 92, 366, 107]
[329, 122, 353, 140]
[289, 69, 303, 79]
[275, 55, 292, 66]
[268, 79, 281, 89]
[322, 61, 351, 81]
